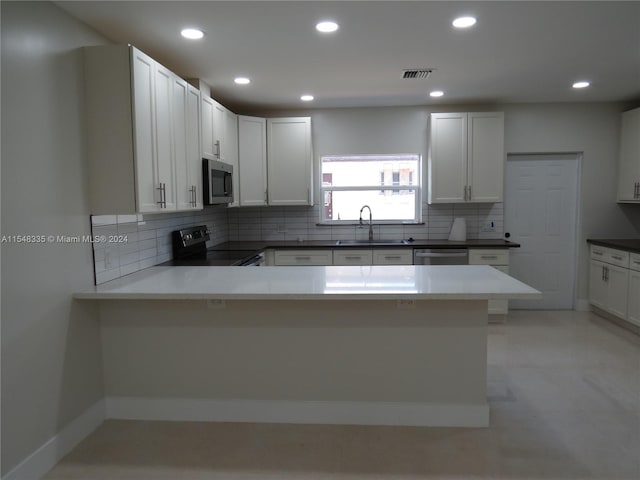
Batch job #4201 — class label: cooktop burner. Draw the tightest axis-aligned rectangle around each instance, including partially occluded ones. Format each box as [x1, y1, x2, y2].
[163, 225, 263, 266]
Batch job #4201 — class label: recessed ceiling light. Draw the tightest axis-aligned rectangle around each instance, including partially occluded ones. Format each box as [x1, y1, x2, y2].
[316, 21, 339, 33]
[234, 77, 251, 85]
[452, 16, 477, 28]
[572, 81, 590, 89]
[430, 90, 445, 97]
[180, 28, 204, 40]
[300, 95, 314, 102]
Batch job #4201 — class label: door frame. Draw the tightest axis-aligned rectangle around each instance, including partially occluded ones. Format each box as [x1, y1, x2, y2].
[505, 152, 583, 310]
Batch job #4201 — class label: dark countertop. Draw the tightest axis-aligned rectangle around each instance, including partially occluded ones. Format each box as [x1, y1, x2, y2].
[586, 239, 640, 254]
[210, 239, 520, 252]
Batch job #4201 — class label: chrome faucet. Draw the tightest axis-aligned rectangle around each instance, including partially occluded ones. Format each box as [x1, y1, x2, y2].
[359, 205, 373, 241]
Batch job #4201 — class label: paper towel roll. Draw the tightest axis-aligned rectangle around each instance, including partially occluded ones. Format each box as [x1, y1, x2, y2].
[448, 217, 467, 241]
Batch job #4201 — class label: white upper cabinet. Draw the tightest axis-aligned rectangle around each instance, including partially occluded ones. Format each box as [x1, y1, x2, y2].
[428, 112, 504, 204]
[267, 117, 313, 206]
[237, 115, 267, 206]
[174, 80, 202, 210]
[201, 95, 227, 162]
[84, 45, 202, 214]
[617, 107, 640, 203]
[225, 109, 239, 207]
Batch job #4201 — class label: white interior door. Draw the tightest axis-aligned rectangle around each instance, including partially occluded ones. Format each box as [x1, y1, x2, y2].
[505, 154, 579, 309]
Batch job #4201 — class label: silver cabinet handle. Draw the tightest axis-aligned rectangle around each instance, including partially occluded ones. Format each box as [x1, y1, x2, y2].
[295, 256, 311, 260]
[214, 140, 221, 159]
[345, 256, 364, 260]
[463, 185, 468, 201]
[480, 255, 498, 260]
[593, 250, 604, 256]
[156, 183, 166, 208]
[468, 185, 472, 201]
[611, 255, 623, 261]
[384, 256, 402, 259]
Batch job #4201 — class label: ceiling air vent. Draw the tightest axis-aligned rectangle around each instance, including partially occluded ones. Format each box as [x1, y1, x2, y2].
[402, 68, 434, 79]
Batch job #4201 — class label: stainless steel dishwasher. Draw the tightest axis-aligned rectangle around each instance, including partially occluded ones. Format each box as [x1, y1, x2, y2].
[413, 248, 468, 265]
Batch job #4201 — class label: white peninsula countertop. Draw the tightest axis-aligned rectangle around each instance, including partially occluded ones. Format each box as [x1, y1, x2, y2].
[75, 265, 540, 301]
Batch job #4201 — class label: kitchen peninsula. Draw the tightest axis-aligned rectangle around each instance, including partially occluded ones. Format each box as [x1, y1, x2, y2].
[75, 265, 540, 427]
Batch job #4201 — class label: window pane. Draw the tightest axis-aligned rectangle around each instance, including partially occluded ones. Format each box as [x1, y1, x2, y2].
[324, 189, 416, 221]
[322, 155, 419, 187]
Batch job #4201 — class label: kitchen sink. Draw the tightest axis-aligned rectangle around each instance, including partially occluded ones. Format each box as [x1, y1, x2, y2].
[335, 240, 411, 246]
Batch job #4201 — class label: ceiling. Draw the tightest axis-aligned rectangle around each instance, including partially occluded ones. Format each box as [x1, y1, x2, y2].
[56, 1, 640, 113]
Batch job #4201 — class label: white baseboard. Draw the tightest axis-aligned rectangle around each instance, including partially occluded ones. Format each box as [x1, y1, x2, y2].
[3, 399, 105, 480]
[106, 396, 489, 427]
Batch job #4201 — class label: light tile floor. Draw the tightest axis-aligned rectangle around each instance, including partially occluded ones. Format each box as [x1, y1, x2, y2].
[44, 310, 640, 479]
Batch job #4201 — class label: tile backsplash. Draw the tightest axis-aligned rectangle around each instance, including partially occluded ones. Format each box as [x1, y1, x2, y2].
[91, 202, 503, 284]
[227, 202, 504, 243]
[91, 207, 228, 284]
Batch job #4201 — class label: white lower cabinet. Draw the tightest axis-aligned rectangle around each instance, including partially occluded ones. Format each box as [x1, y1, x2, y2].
[372, 249, 413, 265]
[333, 250, 373, 266]
[273, 250, 332, 266]
[589, 245, 635, 324]
[272, 248, 414, 266]
[627, 253, 640, 326]
[469, 249, 510, 315]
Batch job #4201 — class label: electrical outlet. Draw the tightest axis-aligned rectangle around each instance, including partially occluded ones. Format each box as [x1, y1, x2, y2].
[482, 221, 496, 232]
[207, 299, 226, 310]
[397, 299, 416, 310]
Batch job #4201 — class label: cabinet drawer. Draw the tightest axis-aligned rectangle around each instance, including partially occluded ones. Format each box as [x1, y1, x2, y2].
[630, 253, 640, 272]
[468, 249, 509, 265]
[274, 250, 332, 266]
[590, 245, 630, 268]
[333, 250, 373, 266]
[373, 249, 413, 265]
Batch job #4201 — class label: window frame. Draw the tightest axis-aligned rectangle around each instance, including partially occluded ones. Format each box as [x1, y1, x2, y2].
[319, 153, 422, 224]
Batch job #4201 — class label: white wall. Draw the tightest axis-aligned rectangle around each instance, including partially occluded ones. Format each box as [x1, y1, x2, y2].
[1, 1, 108, 475]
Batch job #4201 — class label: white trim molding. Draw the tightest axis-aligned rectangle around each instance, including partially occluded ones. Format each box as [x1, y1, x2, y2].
[105, 396, 489, 428]
[3, 400, 105, 480]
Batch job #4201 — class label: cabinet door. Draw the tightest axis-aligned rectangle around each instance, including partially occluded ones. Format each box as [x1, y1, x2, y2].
[428, 113, 467, 203]
[153, 63, 176, 210]
[186, 84, 202, 209]
[224, 109, 239, 207]
[589, 260, 608, 310]
[606, 264, 629, 319]
[274, 250, 332, 266]
[468, 112, 504, 202]
[238, 115, 267, 206]
[372, 249, 413, 265]
[333, 249, 373, 265]
[627, 270, 640, 326]
[131, 48, 159, 212]
[212, 101, 226, 162]
[617, 108, 640, 202]
[267, 117, 313, 205]
[172, 76, 191, 210]
[201, 95, 215, 160]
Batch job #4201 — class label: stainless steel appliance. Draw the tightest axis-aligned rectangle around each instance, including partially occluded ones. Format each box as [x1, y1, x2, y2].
[413, 248, 468, 265]
[164, 225, 263, 266]
[202, 159, 233, 205]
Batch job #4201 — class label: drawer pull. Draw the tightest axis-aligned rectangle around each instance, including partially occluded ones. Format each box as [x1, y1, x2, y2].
[384, 256, 402, 259]
[345, 256, 363, 260]
[611, 255, 624, 261]
[295, 256, 311, 261]
[593, 251, 604, 256]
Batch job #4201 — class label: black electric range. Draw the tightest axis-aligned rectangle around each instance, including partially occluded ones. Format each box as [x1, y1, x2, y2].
[161, 226, 264, 267]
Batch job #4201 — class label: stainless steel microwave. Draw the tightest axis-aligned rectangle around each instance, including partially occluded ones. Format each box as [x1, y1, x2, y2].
[202, 159, 233, 205]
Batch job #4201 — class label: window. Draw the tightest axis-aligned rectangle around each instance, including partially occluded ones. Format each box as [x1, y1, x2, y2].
[320, 154, 421, 223]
